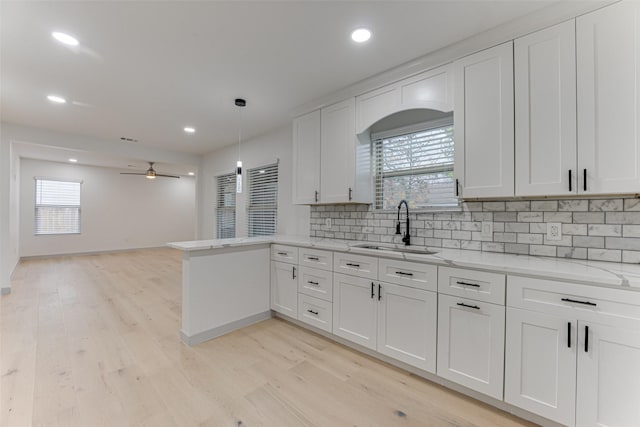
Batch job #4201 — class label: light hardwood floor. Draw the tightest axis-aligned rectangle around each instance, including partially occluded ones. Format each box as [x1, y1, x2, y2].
[1, 248, 536, 427]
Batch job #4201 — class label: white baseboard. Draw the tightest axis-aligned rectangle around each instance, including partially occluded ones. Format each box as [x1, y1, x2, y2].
[180, 310, 273, 346]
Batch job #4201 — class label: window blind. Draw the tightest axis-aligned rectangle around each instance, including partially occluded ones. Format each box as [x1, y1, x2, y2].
[34, 178, 81, 235]
[373, 120, 457, 210]
[248, 163, 278, 237]
[216, 173, 236, 238]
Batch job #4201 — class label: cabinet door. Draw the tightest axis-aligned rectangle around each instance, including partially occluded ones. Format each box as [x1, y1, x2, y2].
[576, 321, 640, 427]
[270, 261, 298, 317]
[454, 42, 514, 198]
[292, 110, 321, 204]
[577, 1, 640, 194]
[377, 282, 437, 372]
[515, 20, 577, 197]
[437, 294, 505, 399]
[321, 98, 356, 203]
[332, 273, 377, 350]
[504, 308, 576, 427]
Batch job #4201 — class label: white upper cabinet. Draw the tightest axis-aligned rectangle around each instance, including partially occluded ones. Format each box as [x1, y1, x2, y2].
[577, 1, 640, 194]
[320, 98, 371, 204]
[355, 64, 453, 134]
[454, 42, 515, 198]
[515, 21, 577, 197]
[292, 110, 321, 204]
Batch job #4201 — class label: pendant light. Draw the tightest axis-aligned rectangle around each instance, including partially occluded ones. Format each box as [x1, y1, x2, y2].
[235, 98, 246, 193]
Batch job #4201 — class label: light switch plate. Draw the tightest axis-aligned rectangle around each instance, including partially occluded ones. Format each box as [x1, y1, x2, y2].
[481, 221, 493, 239]
[325, 218, 332, 228]
[547, 222, 562, 241]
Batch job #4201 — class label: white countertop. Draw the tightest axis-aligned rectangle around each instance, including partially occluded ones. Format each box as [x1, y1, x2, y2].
[168, 235, 640, 291]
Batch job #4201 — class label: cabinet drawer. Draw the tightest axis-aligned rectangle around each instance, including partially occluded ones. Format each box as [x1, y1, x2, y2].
[507, 275, 640, 324]
[333, 252, 378, 280]
[438, 267, 505, 305]
[271, 244, 298, 264]
[298, 294, 332, 333]
[299, 247, 333, 271]
[378, 258, 437, 291]
[298, 266, 333, 302]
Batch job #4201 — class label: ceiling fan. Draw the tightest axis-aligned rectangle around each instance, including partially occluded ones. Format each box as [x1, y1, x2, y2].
[120, 162, 180, 179]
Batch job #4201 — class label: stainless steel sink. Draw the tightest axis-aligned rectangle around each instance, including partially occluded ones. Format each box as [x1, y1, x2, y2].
[351, 243, 438, 255]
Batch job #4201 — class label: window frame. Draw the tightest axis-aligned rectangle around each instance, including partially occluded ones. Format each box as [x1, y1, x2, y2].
[34, 177, 82, 236]
[215, 172, 237, 239]
[372, 117, 459, 212]
[247, 162, 278, 237]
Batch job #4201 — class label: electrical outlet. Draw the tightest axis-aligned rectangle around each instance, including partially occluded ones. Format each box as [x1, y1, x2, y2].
[325, 218, 332, 228]
[481, 221, 493, 239]
[547, 222, 562, 241]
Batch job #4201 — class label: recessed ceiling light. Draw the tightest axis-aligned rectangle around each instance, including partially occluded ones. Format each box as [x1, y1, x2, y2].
[47, 95, 66, 104]
[184, 127, 196, 133]
[52, 32, 79, 46]
[351, 28, 371, 43]
[188, 172, 195, 176]
[68, 158, 78, 163]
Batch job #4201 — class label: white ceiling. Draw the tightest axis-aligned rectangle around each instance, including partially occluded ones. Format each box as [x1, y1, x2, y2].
[12, 142, 197, 177]
[2, 1, 559, 157]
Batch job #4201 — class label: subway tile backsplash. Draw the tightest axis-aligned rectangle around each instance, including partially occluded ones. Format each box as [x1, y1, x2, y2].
[309, 197, 640, 264]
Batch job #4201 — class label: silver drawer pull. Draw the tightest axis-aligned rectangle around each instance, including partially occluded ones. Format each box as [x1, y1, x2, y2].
[307, 309, 319, 316]
[307, 280, 319, 286]
[346, 263, 360, 268]
[395, 271, 413, 277]
[307, 256, 320, 261]
[456, 280, 480, 288]
[277, 252, 288, 256]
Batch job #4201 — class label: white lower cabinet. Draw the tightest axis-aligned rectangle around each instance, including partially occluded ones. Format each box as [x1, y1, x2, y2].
[332, 273, 378, 350]
[576, 321, 640, 427]
[505, 307, 577, 426]
[505, 275, 640, 427]
[377, 282, 437, 372]
[437, 294, 505, 399]
[270, 261, 298, 317]
[332, 272, 437, 372]
[298, 294, 332, 333]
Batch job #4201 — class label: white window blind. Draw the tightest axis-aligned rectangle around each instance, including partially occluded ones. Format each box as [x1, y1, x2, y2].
[248, 163, 278, 237]
[34, 178, 81, 235]
[216, 173, 236, 238]
[373, 119, 457, 210]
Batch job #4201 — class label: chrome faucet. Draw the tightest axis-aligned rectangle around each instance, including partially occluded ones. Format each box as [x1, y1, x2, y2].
[396, 199, 410, 246]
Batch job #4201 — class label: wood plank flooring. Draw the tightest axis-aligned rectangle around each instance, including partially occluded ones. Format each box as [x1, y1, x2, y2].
[1, 248, 536, 427]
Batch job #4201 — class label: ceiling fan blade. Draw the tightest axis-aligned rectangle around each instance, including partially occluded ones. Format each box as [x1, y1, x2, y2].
[120, 172, 146, 175]
[156, 174, 180, 179]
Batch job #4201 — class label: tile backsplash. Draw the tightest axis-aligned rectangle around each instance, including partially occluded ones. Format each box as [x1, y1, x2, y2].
[309, 198, 640, 264]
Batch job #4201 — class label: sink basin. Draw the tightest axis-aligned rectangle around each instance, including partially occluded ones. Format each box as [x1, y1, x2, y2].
[351, 243, 438, 255]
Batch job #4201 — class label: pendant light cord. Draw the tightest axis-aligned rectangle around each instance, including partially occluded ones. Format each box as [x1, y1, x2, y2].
[237, 106, 242, 161]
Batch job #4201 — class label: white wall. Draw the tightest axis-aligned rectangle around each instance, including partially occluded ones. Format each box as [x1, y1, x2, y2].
[198, 124, 309, 239]
[19, 158, 196, 257]
[0, 125, 12, 292]
[9, 144, 20, 272]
